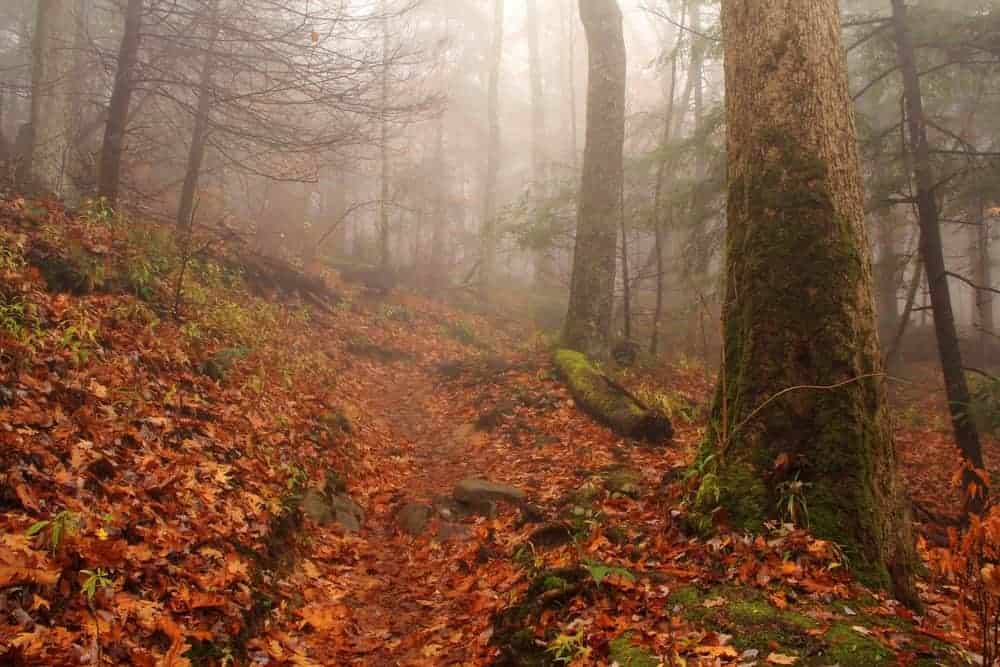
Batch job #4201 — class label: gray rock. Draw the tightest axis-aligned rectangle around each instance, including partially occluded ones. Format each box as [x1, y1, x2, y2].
[330, 493, 364, 531]
[601, 466, 643, 498]
[436, 522, 473, 542]
[301, 488, 335, 524]
[301, 489, 364, 532]
[528, 523, 575, 550]
[398, 502, 433, 536]
[453, 478, 526, 505]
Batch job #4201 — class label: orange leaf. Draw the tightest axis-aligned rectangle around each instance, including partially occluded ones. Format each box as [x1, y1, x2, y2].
[0, 566, 60, 587]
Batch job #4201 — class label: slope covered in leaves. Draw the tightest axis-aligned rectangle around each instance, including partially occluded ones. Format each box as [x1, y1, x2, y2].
[0, 197, 985, 665]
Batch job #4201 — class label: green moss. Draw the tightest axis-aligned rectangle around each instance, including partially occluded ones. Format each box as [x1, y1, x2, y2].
[667, 585, 703, 608]
[553, 349, 672, 441]
[727, 599, 816, 630]
[822, 624, 892, 666]
[608, 634, 659, 667]
[541, 576, 569, 592]
[601, 465, 643, 498]
[696, 126, 915, 600]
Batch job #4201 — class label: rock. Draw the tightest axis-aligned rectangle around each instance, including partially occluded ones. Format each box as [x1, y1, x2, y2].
[436, 522, 473, 542]
[475, 400, 518, 431]
[323, 469, 347, 496]
[601, 465, 643, 498]
[398, 502, 433, 536]
[454, 478, 526, 505]
[300, 488, 364, 532]
[330, 493, 364, 531]
[301, 488, 335, 524]
[528, 523, 575, 550]
[519, 503, 547, 524]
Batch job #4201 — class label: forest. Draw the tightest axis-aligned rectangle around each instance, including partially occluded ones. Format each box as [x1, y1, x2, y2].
[2, 0, 1000, 664]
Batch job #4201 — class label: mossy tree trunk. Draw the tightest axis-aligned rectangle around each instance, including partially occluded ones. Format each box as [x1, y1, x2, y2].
[703, 0, 917, 604]
[563, 0, 626, 359]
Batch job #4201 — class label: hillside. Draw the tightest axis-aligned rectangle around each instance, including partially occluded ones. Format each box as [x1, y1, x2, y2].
[0, 198, 983, 665]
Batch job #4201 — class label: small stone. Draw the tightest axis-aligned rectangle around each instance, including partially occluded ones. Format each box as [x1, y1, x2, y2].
[301, 489, 364, 532]
[330, 493, 364, 529]
[436, 522, 473, 541]
[528, 523, 574, 550]
[334, 510, 361, 532]
[301, 489, 335, 525]
[398, 502, 433, 536]
[453, 478, 526, 505]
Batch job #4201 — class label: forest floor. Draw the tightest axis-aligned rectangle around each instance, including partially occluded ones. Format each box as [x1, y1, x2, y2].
[0, 197, 990, 666]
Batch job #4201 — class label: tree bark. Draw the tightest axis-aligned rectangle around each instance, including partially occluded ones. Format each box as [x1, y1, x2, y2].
[97, 0, 143, 206]
[650, 2, 686, 356]
[177, 0, 220, 227]
[527, 0, 552, 287]
[29, 0, 81, 200]
[703, 0, 917, 604]
[562, 0, 626, 360]
[429, 115, 448, 284]
[479, 0, 504, 296]
[875, 208, 901, 339]
[971, 196, 994, 364]
[891, 0, 986, 508]
[378, 3, 391, 269]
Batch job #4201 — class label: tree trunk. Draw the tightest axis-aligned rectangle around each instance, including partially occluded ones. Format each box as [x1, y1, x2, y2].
[378, 3, 391, 269]
[886, 256, 923, 371]
[526, 0, 546, 186]
[561, 1, 579, 172]
[429, 115, 448, 284]
[703, 0, 917, 605]
[479, 0, 504, 296]
[619, 184, 631, 340]
[30, 0, 81, 200]
[875, 208, 901, 339]
[563, 0, 626, 360]
[971, 197, 994, 365]
[891, 0, 986, 508]
[650, 2, 686, 356]
[177, 0, 220, 227]
[97, 0, 143, 206]
[527, 0, 552, 287]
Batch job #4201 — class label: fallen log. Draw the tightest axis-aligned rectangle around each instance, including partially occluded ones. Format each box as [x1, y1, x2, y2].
[553, 349, 672, 442]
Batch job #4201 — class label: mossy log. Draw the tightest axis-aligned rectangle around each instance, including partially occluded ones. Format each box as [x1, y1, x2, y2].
[553, 349, 672, 442]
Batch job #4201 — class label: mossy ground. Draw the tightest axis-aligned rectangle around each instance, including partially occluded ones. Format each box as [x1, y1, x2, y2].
[667, 584, 963, 665]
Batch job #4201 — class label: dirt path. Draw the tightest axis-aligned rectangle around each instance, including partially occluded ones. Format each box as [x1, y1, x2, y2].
[265, 352, 524, 666]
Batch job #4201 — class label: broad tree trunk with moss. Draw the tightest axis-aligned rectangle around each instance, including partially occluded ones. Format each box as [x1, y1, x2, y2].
[701, 0, 917, 604]
[563, 0, 626, 359]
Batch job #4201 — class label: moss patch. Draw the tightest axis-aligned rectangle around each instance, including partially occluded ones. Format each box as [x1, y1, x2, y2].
[697, 125, 917, 601]
[553, 349, 672, 441]
[608, 633, 659, 667]
[821, 623, 892, 666]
